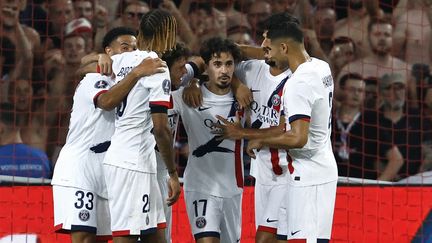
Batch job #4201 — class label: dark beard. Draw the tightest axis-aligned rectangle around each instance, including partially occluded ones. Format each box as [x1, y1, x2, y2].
[349, 1, 363, 10]
[217, 82, 231, 89]
[265, 58, 276, 67]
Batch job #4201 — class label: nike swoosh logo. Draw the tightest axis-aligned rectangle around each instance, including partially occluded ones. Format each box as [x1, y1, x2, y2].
[266, 218, 278, 223]
[251, 89, 260, 93]
[291, 230, 301, 236]
[198, 106, 211, 111]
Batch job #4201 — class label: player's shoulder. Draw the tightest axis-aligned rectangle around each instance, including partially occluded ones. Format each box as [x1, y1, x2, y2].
[80, 73, 113, 88]
[111, 50, 157, 63]
[238, 59, 265, 70]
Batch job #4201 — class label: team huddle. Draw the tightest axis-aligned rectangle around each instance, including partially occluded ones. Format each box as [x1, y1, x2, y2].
[51, 9, 338, 243]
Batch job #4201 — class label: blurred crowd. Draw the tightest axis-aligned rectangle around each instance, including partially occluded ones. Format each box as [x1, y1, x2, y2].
[0, 0, 431, 182]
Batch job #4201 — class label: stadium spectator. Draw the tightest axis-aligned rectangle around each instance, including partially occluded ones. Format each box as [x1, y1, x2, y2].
[328, 36, 356, 82]
[111, 0, 150, 30]
[333, 0, 382, 59]
[337, 17, 414, 106]
[64, 18, 94, 53]
[393, 0, 432, 65]
[246, 0, 271, 45]
[0, 102, 52, 178]
[8, 79, 48, 153]
[44, 0, 75, 49]
[0, 0, 38, 80]
[364, 76, 380, 110]
[72, 0, 108, 52]
[313, 7, 337, 56]
[0, 36, 16, 102]
[180, 1, 227, 47]
[377, 73, 423, 179]
[227, 15, 255, 45]
[159, 0, 200, 55]
[332, 73, 403, 181]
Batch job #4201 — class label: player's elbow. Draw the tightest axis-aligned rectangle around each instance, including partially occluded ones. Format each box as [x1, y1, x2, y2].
[96, 96, 116, 111]
[292, 134, 308, 148]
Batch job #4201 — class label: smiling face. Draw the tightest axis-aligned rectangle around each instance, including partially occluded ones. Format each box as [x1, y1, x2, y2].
[206, 52, 235, 91]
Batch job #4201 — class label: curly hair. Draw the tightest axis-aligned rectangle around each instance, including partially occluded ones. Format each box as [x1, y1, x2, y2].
[199, 37, 242, 64]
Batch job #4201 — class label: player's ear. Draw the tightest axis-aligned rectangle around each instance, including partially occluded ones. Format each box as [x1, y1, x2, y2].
[105, 46, 112, 56]
[280, 42, 288, 55]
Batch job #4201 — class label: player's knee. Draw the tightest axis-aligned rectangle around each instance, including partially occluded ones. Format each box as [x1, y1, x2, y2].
[71, 231, 96, 243]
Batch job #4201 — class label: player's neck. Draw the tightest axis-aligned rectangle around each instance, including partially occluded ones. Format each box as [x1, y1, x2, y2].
[204, 82, 231, 95]
[288, 48, 311, 73]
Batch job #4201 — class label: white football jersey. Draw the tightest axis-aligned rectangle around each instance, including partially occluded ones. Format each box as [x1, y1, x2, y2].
[235, 60, 292, 185]
[282, 58, 338, 186]
[103, 50, 171, 173]
[156, 65, 194, 171]
[51, 73, 115, 197]
[172, 86, 244, 198]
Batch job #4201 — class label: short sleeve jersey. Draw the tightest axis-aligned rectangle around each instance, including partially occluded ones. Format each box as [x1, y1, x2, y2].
[103, 50, 171, 173]
[282, 58, 338, 186]
[51, 73, 115, 195]
[172, 86, 244, 198]
[235, 60, 292, 185]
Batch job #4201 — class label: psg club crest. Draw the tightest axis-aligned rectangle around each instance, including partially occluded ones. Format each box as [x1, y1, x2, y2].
[94, 80, 108, 89]
[162, 79, 171, 95]
[271, 94, 281, 106]
[196, 216, 206, 228]
[78, 210, 90, 222]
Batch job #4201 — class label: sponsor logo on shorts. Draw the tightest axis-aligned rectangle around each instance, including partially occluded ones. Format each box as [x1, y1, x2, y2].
[78, 210, 90, 222]
[195, 217, 206, 228]
[291, 230, 301, 236]
[146, 215, 150, 225]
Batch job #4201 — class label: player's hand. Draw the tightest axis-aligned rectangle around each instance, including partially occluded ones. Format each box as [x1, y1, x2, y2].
[182, 78, 202, 108]
[235, 83, 253, 109]
[167, 172, 181, 206]
[247, 139, 263, 159]
[132, 57, 167, 78]
[212, 112, 243, 140]
[97, 54, 112, 75]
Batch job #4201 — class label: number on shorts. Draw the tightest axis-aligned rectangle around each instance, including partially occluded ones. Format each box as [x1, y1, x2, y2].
[142, 194, 150, 213]
[74, 191, 94, 210]
[193, 199, 208, 217]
